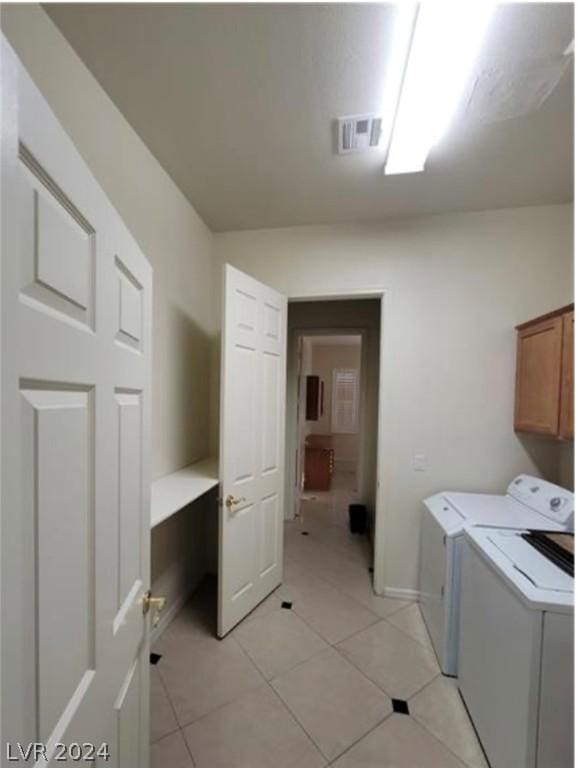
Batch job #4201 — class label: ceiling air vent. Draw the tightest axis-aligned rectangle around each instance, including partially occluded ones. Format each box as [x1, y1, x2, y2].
[337, 114, 382, 154]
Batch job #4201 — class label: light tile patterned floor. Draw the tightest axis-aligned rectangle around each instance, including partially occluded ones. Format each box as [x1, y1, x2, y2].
[151, 473, 489, 767]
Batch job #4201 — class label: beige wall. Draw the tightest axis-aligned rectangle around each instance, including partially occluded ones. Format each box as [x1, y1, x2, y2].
[2, 5, 215, 615]
[215, 204, 573, 596]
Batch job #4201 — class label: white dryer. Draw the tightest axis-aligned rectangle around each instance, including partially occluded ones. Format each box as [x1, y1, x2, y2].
[459, 527, 573, 768]
[419, 475, 573, 676]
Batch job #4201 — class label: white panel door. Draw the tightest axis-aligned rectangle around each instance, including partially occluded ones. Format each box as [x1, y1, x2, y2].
[219, 265, 287, 637]
[1, 40, 152, 765]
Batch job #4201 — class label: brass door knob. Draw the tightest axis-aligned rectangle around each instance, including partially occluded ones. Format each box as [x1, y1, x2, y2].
[225, 494, 247, 510]
[141, 590, 167, 628]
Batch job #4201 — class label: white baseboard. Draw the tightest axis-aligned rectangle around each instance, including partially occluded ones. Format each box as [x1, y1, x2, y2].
[151, 588, 194, 644]
[382, 586, 420, 602]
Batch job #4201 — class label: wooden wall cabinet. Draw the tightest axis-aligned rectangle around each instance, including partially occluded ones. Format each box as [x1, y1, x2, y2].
[514, 304, 574, 440]
[559, 311, 574, 439]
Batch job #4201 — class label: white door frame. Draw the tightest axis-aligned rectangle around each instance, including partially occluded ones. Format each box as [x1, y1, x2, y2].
[291, 327, 367, 508]
[286, 288, 390, 598]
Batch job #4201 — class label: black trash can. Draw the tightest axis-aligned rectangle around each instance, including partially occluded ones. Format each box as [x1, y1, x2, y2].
[349, 504, 367, 535]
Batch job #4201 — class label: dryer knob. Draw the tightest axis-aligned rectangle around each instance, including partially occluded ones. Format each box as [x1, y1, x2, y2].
[550, 497, 562, 509]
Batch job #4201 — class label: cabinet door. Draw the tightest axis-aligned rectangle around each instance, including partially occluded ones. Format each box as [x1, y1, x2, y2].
[514, 316, 563, 436]
[559, 311, 574, 439]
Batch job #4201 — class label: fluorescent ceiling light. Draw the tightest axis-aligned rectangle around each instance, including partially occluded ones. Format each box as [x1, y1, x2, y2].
[380, 3, 417, 149]
[384, 3, 496, 176]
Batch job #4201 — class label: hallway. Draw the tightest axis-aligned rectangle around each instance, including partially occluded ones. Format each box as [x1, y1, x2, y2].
[150, 479, 488, 768]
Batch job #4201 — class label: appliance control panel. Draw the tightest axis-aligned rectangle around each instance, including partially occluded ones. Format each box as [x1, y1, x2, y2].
[507, 475, 574, 529]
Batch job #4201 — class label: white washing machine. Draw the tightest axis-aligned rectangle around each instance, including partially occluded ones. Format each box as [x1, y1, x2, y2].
[458, 527, 573, 768]
[419, 475, 574, 676]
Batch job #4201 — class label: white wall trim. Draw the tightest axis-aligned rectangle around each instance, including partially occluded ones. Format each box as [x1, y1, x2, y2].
[150, 586, 195, 644]
[383, 586, 420, 602]
[288, 287, 389, 302]
[372, 290, 390, 599]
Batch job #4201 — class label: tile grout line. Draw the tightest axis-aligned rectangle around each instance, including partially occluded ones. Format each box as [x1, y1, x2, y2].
[284, 521, 414, 620]
[288, 523, 446, 713]
[275, 574, 383, 645]
[231, 633, 330, 766]
[150, 723, 181, 747]
[158, 619, 441, 768]
[154, 659, 198, 766]
[331, 641, 406, 702]
[291, 553, 429, 648]
[406, 675, 490, 768]
[283, 556, 397, 623]
[329, 620, 441, 707]
[178, 727, 198, 768]
[154, 490, 454, 767]
[409, 713, 480, 768]
[405, 670, 444, 704]
[270, 583, 383, 650]
[379, 598, 415, 621]
[267, 681, 331, 766]
[150, 666, 196, 764]
[235, 608, 333, 677]
[383, 604, 435, 647]
[382, 617, 439, 658]
[151, 665, 191, 750]
[171, 669, 265, 735]
[232, 609, 400, 766]
[325, 711, 396, 766]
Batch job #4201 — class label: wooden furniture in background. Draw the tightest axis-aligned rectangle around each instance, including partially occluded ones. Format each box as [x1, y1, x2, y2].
[514, 304, 574, 439]
[304, 446, 334, 491]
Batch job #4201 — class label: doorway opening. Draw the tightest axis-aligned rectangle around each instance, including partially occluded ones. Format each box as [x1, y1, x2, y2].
[285, 299, 382, 575]
[297, 332, 363, 516]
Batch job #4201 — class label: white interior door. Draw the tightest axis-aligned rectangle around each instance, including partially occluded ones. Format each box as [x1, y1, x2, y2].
[218, 265, 287, 637]
[1, 40, 152, 765]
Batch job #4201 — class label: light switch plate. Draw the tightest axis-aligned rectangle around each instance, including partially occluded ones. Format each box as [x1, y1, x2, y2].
[412, 453, 428, 472]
